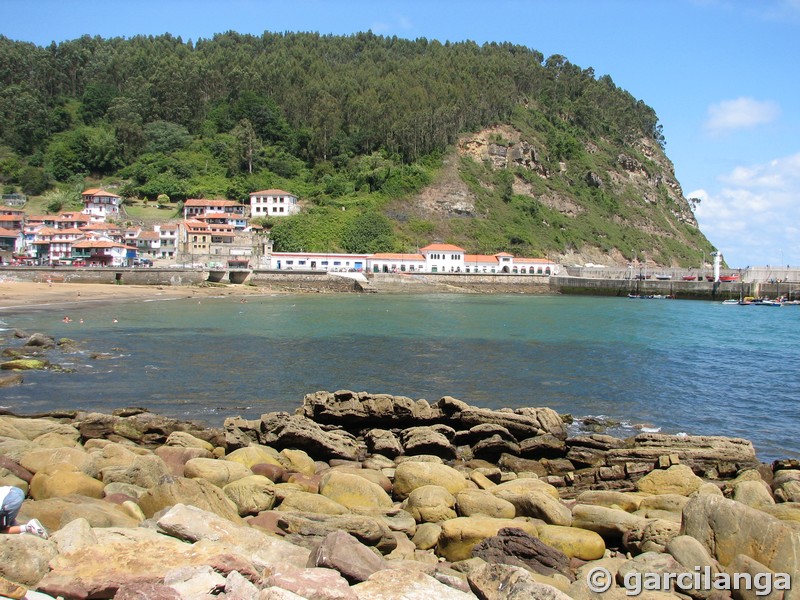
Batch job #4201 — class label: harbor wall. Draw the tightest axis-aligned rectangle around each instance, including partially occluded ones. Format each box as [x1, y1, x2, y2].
[550, 276, 755, 300]
[2, 266, 792, 300]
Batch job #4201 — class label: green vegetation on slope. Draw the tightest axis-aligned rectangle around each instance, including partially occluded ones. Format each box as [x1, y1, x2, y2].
[0, 31, 712, 265]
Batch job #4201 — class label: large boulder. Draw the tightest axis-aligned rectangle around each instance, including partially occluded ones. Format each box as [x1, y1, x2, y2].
[472, 527, 573, 579]
[452, 406, 567, 440]
[164, 431, 214, 452]
[352, 567, 477, 600]
[401, 426, 456, 459]
[405, 485, 457, 523]
[19, 447, 96, 477]
[537, 524, 606, 561]
[0, 416, 80, 441]
[137, 476, 242, 523]
[223, 445, 283, 469]
[36, 530, 255, 599]
[78, 410, 222, 446]
[681, 494, 800, 574]
[635, 465, 704, 496]
[467, 562, 573, 600]
[575, 490, 641, 512]
[183, 457, 252, 487]
[154, 445, 212, 477]
[393, 461, 468, 500]
[222, 474, 276, 516]
[571, 504, 648, 541]
[606, 433, 759, 476]
[456, 489, 516, 519]
[20, 494, 141, 531]
[299, 390, 441, 427]
[259, 413, 363, 461]
[156, 503, 310, 570]
[263, 563, 356, 600]
[276, 511, 396, 552]
[437, 516, 540, 562]
[364, 429, 404, 458]
[277, 490, 349, 515]
[318, 470, 393, 510]
[0, 535, 58, 587]
[307, 529, 386, 584]
[29, 465, 104, 500]
[97, 450, 171, 489]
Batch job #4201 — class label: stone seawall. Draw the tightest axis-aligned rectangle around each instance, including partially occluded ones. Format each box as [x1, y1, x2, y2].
[551, 276, 754, 300]
[0, 266, 207, 286]
[0, 267, 767, 300]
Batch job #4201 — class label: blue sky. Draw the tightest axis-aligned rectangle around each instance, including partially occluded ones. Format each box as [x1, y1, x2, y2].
[3, 0, 799, 268]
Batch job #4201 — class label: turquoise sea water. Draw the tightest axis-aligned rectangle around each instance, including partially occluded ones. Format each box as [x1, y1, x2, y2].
[1, 293, 798, 461]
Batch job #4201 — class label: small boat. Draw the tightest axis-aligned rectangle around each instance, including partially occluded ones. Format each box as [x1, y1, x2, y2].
[655, 274, 672, 280]
[722, 299, 739, 305]
[682, 275, 697, 281]
[719, 275, 739, 282]
[753, 298, 782, 307]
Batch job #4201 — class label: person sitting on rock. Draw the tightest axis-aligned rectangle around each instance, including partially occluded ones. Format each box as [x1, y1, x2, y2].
[0, 486, 48, 539]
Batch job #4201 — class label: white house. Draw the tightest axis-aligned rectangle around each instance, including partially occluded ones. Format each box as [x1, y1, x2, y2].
[250, 189, 300, 217]
[420, 243, 466, 273]
[71, 237, 131, 266]
[154, 223, 178, 259]
[81, 189, 122, 222]
[183, 199, 248, 230]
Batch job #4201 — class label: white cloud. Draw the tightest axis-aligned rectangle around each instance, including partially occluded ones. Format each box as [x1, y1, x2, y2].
[370, 14, 413, 34]
[691, 151, 800, 267]
[704, 97, 780, 135]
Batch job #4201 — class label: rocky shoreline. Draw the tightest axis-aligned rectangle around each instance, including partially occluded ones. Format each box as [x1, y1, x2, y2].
[0, 390, 798, 600]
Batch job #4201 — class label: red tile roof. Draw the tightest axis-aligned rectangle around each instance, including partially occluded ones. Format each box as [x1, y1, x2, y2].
[72, 240, 127, 249]
[464, 254, 500, 264]
[184, 198, 240, 207]
[250, 189, 294, 196]
[514, 257, 553, 264]
[0, 227, 19, 238]
[82, 188, 121, 198]
[420, 243, 465, 252]
[371, 253, 425, 261]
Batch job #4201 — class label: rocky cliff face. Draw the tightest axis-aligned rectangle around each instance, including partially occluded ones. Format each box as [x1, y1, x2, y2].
[402, 124, 707, 268]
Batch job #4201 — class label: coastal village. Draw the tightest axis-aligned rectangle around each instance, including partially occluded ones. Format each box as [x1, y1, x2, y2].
[0, 189, 561, 276]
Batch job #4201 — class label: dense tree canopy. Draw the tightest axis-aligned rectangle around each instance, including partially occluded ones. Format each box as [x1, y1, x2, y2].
[0, 31, 705, 264]
[0, 31, 662, 177]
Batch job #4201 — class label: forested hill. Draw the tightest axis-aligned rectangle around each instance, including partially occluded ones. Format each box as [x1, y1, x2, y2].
[0, 31, 714, 266]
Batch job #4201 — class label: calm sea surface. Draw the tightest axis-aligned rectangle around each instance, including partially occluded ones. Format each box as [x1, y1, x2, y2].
[1, 293, 798, 461]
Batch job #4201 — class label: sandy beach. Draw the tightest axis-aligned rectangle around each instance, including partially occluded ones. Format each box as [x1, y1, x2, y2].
[0, 280, 273, 311]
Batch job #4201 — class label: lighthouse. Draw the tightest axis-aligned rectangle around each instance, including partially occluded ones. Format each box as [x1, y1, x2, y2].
[711, 251, 722, 282]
